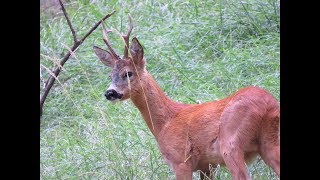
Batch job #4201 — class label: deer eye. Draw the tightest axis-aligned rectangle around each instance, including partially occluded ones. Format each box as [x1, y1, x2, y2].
[124, 71, 133, 79]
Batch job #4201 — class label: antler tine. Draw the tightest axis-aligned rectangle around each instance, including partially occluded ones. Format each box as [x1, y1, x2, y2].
[101, 20, 120, 60]
[122, 15, 133, 59]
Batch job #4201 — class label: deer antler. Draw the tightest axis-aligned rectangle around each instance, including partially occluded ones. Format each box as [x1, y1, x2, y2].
[101, 21, 120, 60]
[122, 15, 133, 59]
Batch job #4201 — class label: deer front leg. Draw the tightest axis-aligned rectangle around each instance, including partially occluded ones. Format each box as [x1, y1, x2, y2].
[173, 162, 193, 180]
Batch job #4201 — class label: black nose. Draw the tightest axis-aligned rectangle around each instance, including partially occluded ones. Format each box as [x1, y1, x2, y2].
[105, 89, 122, 100]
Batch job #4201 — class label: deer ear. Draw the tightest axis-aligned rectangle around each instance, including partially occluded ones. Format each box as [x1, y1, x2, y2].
[130, 37, 145, 69]
[93, 46, 115, 67]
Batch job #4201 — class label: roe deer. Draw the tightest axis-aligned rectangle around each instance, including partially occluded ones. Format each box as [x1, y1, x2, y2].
[93, 16, 280, 180]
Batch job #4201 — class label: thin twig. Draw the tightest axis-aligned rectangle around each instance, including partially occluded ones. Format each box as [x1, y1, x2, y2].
[81, 11, 116, 43]
[40, 65, 46, 90]
[58, 0, 78, 44]
[40, 7, 116, 117]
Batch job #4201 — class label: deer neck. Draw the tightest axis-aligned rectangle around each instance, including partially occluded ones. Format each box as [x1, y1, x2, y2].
[130, 71, 186, 138]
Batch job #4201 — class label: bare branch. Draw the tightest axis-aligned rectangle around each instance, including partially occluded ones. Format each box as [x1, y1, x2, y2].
[58, 0, 78, 44]
[40, 65, 46, 90]
[81, 10, 116, 43]
[40, 9, 116, 117]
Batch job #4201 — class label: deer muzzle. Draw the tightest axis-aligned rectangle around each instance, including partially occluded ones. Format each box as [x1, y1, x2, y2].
[105, 89, 123, 101]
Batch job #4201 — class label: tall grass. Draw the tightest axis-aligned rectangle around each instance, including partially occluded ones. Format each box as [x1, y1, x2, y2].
[40, 0, 279, 179]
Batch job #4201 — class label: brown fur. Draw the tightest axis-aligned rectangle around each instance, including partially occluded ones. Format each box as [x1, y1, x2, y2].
[94, 36, 280, 180]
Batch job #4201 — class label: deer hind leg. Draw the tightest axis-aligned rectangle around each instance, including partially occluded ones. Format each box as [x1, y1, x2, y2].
[259, 116, 280, 177]
[218, 109, 255, 179]
[220, 141, 250, 180]
[260, 144, 280, 177]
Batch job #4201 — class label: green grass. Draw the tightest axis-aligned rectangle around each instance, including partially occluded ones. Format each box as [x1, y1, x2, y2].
[40, 0, 280, 179]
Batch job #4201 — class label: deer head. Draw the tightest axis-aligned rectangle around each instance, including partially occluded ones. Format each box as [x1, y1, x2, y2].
[93, 15, 145, 102]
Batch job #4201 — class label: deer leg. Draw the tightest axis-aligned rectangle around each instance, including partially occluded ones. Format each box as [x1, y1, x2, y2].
[220, 141, 250, 180]
[218, 100, 260, 180]
[260, 144, 280, 177]
[259, 114, 280, 177]
[173, 162, 192, 180]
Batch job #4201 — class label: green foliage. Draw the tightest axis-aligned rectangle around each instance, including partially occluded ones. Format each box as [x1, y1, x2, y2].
[40, 0, 279, 179]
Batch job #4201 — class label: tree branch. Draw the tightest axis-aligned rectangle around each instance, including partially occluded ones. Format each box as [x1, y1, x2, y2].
[40, 6, 116, 117]
[58, 0, 78, 44]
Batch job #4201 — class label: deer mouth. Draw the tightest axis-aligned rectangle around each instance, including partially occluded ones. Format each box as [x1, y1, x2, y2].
[105, 89, 123, 101]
